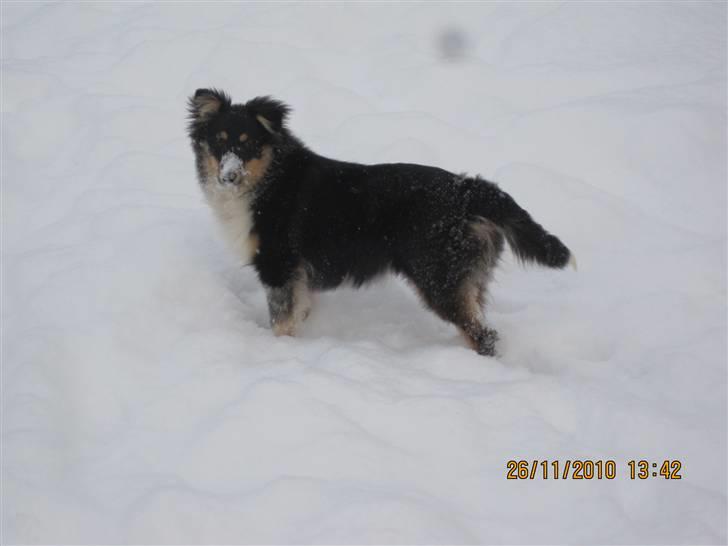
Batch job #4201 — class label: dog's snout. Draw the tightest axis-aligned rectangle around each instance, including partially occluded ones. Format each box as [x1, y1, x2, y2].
[219, 152, 244, 185]
[222, 171, 239, 184]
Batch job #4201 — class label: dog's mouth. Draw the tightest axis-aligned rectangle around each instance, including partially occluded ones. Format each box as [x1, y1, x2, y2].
[218, 152, 248, 185]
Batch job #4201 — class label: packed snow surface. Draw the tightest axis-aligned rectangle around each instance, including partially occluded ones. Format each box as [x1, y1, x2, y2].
[2, 2, 726, 544]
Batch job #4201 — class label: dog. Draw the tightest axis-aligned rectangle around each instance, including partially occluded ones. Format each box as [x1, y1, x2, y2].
[187, 89, 575, 356]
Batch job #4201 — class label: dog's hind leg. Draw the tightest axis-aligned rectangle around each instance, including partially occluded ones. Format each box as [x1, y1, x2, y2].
[455, 276, 500, 356]
[411, 218, 504, 356]
[265, 266, 312, 337]
[418, 275, 499, 356]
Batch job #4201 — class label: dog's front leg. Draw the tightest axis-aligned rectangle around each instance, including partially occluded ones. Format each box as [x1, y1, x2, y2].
[265, 267, 311, 337]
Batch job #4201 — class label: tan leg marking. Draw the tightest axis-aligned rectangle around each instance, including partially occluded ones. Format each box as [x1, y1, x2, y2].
[269, 267, 312, 337]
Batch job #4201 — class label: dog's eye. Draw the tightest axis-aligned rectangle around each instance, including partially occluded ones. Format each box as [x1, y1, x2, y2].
[216, 131, 228, 141]
[239, 133, 248, 143]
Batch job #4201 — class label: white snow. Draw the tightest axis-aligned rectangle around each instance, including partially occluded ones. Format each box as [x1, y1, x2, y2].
[2, 2, 726, 544]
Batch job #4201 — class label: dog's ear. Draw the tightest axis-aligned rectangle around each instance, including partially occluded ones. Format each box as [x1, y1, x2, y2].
[246, 96, 291, 135]
[188, 88, 231, 123]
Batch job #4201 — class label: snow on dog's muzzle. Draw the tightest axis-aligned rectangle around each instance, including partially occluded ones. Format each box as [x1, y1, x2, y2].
[219, 152, 246, 185]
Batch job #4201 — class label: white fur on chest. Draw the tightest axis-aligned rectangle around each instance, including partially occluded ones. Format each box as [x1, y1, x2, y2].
[203, 183, 257, 264]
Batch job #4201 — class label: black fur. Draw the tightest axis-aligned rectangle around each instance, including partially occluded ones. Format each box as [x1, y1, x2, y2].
[187, 90, 573, 355]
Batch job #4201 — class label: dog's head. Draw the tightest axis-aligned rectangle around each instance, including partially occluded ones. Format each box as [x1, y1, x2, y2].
[187, 89, 290, 187]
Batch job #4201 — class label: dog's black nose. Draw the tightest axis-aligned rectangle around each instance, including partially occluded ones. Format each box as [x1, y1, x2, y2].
[222, 172, 238, 184]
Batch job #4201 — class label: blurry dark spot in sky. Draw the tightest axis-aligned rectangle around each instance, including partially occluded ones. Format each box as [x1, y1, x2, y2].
[438, 28, 469, 61]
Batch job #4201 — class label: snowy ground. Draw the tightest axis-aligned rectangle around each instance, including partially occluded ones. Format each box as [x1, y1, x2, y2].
[2, 2, 726, 544]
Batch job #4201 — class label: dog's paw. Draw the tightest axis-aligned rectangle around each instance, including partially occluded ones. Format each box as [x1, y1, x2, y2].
[271, 319, 296, 337]
[476, 328, 499, 357]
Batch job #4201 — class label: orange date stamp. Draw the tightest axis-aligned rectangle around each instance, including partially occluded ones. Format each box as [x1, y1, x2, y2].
[506, 460, 682, 480]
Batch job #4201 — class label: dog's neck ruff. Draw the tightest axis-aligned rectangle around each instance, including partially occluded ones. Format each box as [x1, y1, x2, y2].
[202, 179, 257, 265]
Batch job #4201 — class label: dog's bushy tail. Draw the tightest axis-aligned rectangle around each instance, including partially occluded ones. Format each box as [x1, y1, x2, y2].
[470, 177, 575, 270]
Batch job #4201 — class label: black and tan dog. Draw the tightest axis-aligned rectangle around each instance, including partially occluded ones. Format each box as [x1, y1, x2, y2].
[187, 89, 575, 356]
